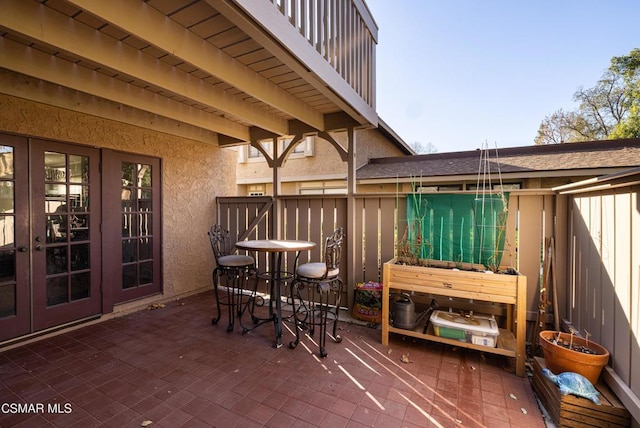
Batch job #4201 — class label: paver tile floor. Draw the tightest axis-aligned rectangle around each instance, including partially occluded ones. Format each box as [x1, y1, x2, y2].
[0, 291, 547, 427]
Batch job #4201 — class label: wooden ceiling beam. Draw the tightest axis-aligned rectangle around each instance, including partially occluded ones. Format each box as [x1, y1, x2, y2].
[0, 38, 250, 141]
[66, 0, 325, 131]
[0, 0, 281, 137]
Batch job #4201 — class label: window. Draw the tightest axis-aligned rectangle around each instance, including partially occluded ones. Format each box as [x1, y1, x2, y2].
[238, 137, 315, 163]
[284, 136, 314, 158]
[248, 145, 263, 159]
[284, 137, 308, 155]
[299, 181, 346, 195]
[416, 185, 461, 192]
[248, 185, 265, 196]
[467, 183, 521, 191]
[243, 140, 271, 163]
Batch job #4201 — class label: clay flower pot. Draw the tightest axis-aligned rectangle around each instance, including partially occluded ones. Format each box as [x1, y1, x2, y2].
[539, 330, 610, 384]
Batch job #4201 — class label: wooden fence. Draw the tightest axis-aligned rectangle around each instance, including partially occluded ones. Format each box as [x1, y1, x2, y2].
[216, 191, 561, 326]
[567, 184, 640, 421]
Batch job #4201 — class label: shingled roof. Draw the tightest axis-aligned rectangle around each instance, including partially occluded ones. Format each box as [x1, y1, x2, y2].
[357, 138, 640, 180]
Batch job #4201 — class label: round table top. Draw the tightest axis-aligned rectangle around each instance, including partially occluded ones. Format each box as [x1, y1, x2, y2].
[235, 239, 316, 253]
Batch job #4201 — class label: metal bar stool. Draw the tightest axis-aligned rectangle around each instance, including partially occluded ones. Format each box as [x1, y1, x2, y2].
[208, 224, 257, 333]
[289, 227, 344, 357]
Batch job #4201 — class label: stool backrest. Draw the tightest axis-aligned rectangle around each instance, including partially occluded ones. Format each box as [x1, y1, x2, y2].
[208, 224, 231, 261]
[324, 227, 344, 274]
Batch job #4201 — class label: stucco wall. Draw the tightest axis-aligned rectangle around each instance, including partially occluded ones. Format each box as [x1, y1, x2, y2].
[0, 91, 236, 302]
[236, 126, 409, 194]
[237, 136, 346, 183]
[349, 127, 409, 168]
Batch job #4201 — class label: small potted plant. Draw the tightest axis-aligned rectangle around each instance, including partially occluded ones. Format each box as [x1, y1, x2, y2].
[539, 330, 610, 384]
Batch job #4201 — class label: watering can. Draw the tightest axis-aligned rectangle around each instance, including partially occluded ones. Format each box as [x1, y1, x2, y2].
[391, 293, 428, 330]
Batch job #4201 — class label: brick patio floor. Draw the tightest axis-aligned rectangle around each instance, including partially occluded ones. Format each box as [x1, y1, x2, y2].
[0, 290, 547, 427]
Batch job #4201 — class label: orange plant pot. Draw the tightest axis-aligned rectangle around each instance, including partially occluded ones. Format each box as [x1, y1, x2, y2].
[539, 330, 610, 384]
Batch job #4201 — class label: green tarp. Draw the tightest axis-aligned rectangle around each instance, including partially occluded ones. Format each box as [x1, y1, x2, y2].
[406, 193, 509, 269]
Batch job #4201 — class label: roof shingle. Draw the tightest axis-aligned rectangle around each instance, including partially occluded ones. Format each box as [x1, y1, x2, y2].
[357, 139, 640, 180]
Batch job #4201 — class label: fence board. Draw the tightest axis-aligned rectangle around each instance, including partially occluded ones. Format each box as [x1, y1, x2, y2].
[630, 187, 640, 395]
[543, 194, 556, 323]
[554, 194, 569, 328]
[380, 196, 399, 280]
[354, 197, 366, 286]
[503, 194, 518, 268]
[587, 195, 603, 339]
[612, 191, 632, 384]
[517, 195, 544, 324]
[600, 192, 616, 355]
[578, 195, 592, 334]
[363, 197, 381, 284]
[308, 198, 324, 262]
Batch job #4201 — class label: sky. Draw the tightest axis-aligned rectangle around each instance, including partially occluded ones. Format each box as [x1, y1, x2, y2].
[364, 0, 640, 153]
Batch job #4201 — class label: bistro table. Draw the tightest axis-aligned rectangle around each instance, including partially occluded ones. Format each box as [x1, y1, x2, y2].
[235, 239, 316, 348]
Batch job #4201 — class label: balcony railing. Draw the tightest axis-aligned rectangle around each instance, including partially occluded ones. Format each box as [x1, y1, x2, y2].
[248, 0, 378, 115]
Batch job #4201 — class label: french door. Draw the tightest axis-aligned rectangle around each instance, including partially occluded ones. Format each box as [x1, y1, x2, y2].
[0, 137, 101, 341]
[0, 135, 29, 340]
[102, 150, 161, 306]
[0, 136, 162, 342]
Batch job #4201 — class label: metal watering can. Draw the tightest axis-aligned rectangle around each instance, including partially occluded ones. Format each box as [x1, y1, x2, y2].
[391, 293, 428, 330]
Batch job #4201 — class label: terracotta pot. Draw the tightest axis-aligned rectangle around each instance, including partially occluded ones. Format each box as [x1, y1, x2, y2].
[539, 330, 610, 384]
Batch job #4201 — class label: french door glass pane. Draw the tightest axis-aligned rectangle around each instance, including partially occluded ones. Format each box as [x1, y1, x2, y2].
[0, 251, 15, 282]
[70, 243, 89, 271]
[0, 146, 13, 179]
[139, 238, 153, 260]
[46, 247, 67, 275]
[47, 277, 68, 306]
[122, 239, 136, 263]
[0, 213, 14, 247]
[71, 272, 90, 300]
[122, 265, 137, 289]
[121, 162, 153, 290]
[44, 151, 91, 307]
[0, 146, 15, 318]
[0, 283, 15, 317]
[0, 182, 13, 213]
[69, 155, 89, 183]
[139, 261, 153, 285]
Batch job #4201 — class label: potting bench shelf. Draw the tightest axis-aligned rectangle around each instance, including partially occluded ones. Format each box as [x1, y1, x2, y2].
[381, 258, 527, 377]
[386, 324, 518, 357]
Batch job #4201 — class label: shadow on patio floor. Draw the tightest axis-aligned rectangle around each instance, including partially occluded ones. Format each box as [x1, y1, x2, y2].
[0, 290, 547, 427]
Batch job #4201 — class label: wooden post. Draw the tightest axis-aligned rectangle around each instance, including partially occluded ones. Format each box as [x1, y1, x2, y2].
[346, 126, 357, 308]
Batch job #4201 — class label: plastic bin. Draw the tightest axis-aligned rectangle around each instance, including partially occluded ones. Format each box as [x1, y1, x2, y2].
[430, 310, 499, 347]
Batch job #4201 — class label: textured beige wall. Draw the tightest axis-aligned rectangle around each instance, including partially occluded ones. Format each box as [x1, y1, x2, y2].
[236, 126, 409, 194]
[0, 91, 236, 302]
[349, 127, 409, 168]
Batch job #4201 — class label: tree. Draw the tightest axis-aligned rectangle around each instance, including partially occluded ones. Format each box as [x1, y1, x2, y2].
[610, 48, 640, 138]
[572, 70, 627, 139]
[534, 109, 584, 144]
[535, 48, 640, 144]
[410, 141, 438, 154]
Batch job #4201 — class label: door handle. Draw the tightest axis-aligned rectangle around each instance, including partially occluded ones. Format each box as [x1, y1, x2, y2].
[35, 245, 44, 251]
[18, 246, 28, 252]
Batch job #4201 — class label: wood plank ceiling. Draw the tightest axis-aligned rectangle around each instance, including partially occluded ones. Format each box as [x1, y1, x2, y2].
[0, 0, 366, 144]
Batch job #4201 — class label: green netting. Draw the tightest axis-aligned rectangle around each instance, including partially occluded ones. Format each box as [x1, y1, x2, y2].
[406, 193, 509, 269]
